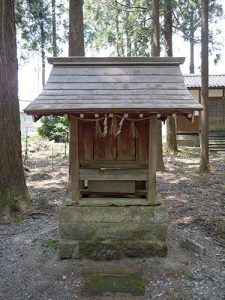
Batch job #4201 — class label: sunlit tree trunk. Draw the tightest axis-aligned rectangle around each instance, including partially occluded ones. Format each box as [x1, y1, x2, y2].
[189, 9, 195, 74]
[199, 0, 210, 173]
[52, 0, 58, 57]
[40, 20, 45, 88]
[115, 0, 120, 56]
[164, 0, 178, 155]
[69, 0, 85, 56]
[151, 0, 165, 171]
[0, 0, 30, 220]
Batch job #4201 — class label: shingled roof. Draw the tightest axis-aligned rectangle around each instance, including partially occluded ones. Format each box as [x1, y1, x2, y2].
[184, 74, 225, 88]
[25, 57, 202, 116]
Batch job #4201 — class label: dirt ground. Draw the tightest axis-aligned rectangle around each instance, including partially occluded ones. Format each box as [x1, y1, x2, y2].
[0, 139, 225, 300]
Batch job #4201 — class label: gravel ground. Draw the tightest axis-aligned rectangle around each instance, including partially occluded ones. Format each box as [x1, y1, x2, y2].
[0, 142, 225, 300]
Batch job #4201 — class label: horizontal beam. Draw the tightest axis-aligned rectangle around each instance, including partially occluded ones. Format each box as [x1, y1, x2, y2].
[48, 56, 185, 65]
[79, 173, 148, 181]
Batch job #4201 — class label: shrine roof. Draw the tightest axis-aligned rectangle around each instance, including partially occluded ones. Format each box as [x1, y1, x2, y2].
[24, 57, 202, 116]
[184, 74, 225, 88]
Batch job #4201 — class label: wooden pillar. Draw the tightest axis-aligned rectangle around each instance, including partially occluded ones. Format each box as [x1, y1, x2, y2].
[148, 116, 157, 204]
[69, 115, 80, 203]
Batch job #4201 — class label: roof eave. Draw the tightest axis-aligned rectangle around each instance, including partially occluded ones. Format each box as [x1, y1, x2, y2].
[47, 56, 186, 66]
[24, 106, 203, 116]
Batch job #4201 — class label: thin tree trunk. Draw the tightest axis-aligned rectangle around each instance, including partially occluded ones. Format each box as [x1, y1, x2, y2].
[0, 0, 29, 220]
[126, 0, 132, 56]
[52, 0, 57, 57]
[151, 0, 165, 171]
[189, 9, 195, 74]
[199, 0, 210, 173]
[115, 0, 121, 56]
[69, 0, 85, 56]
[190, 40, 195, 74]
[151, 0, 160, 56]
[127, 36, 132, 56]
[164, 0, 178, 155]
[40, 21, 45, 88]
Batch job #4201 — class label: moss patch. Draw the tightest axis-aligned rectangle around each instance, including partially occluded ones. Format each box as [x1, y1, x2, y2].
[0, 189, 30, 210]
[83, 272, 144, 296]
[0, 187, 30, 220]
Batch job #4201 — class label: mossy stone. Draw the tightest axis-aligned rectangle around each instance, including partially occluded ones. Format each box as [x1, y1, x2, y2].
[83, 272, 145, 296]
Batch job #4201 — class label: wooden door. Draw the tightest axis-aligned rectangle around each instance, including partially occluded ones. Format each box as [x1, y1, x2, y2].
[79, 119, 148, 167]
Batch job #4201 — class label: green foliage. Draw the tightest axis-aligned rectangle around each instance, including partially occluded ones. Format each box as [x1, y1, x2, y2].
[84, 0, 152, 56]
[173, 0, 223, 63]
[15, 0, 68, 62]
[37, 116, 69, 142]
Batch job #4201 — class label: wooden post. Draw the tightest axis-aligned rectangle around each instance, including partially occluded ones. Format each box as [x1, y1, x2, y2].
[148, 116, 157, 204]
[69, 115, 80, 203]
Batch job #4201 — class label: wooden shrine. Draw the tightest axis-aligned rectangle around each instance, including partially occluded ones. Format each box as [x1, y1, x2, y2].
[177, 74, 225, 146]
[25, 57, 202, 260]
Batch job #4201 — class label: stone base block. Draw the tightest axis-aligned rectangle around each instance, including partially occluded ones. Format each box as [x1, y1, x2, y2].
[59, 204, 168, 260]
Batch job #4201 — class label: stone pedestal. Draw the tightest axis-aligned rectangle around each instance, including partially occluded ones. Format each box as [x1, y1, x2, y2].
[59, 204, 168, 260]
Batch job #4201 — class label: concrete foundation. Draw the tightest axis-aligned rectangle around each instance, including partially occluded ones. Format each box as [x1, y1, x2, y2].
[59, 204, 168, 260]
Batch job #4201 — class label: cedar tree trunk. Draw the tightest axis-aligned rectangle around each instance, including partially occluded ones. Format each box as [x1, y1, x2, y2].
[52, 0, 58, 57]
[69, 0, 85, 56]
[151, 0, 165, 171]
[68, 0, 85, 196]
[189, 9, 195, 74]
[164, 0, 178, 155]
[199, 0, 210, 173]
[40, 20, 45, 88]
[0, 0, 30, 220]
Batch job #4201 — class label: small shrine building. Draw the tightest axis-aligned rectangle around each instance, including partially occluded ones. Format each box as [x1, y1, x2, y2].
[25, 57, 202, 260]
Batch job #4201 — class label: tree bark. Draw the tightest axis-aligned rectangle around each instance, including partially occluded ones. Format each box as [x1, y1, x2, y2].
[115, 0, 124, 56]
[69, 0, 85, 56]
[199, 0, 210, 173]
[0, 0, 29, 220]
[115, 0, 121, 56]
[190, 39, 194, 74]
[164, 0, 178, 155]
[151, 0, 160, 56]
[189, 9, 195, 74]
[40, 20, 45, 88]
[151, 0, 165, 171]
[69, 0, 85, 201]
[52, 0, 57, 57]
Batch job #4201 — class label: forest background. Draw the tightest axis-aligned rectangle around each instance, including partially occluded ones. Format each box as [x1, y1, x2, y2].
[18, 0, 225, 111]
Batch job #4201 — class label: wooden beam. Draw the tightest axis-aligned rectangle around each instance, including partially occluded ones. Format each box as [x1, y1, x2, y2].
[148, 116, 157, 204]
[69, 116, 80, 203]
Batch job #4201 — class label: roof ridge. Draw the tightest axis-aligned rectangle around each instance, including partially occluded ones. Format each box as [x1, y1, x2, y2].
[184, 74, 225, 76]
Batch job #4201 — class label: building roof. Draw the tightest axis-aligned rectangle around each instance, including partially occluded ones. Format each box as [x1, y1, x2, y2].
[184, 74, 225, 88]
[24, 57, 202, 116]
